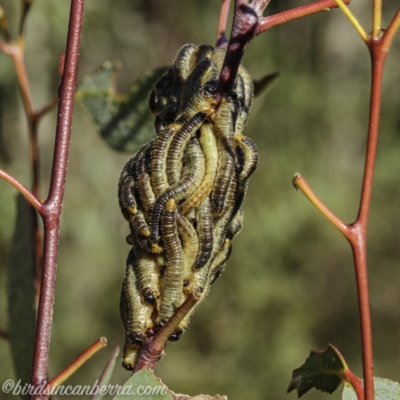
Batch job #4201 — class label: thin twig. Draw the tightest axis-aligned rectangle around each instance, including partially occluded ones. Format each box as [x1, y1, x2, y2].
[1, 38, 45, 298]
[381, 8, 400, 53]
[0, 169, 43, 213]
[30, 1, 85, 398]
[256, 0, 351, 34]
[345, 369, 365, 400]
[334, 0, 369, 42]
[292, 174, 350, 239]
[372, 0, 382, 40]
[46, 338, 107, 394]
[348, 37, 388, 400]
[216, 0, 231, 48]
[9, 45, 35, 117]
[215, 0, 350, 105]
[0, 38, 13, 54]
[133, 292, 201, 372]
[36, 98, 58, 120]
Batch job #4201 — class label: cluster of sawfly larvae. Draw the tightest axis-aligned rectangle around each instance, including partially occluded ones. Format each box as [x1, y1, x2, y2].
[118, 44, 258, 370]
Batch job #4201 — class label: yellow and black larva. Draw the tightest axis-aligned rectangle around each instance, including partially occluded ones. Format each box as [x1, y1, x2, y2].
[120, 251, 154, 370]
[149, 135, 206, 244]
[130, 246, 161, 306]
[193, 197, 213, 270]
[180, 123, 218, 215]
[211, 97, 239, 216]
[118, 43, 259, 369]
[158, 199, 184, 324]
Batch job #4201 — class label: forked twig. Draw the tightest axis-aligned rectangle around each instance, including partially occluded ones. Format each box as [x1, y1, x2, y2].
[292, 4, 400, 398]
[30, 1, 85, 398]
[214, 0, 349, 105]
[46, 338, 107, 394]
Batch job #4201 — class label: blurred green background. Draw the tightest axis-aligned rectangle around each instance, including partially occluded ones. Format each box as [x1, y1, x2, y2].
[0, 1, 399, 399]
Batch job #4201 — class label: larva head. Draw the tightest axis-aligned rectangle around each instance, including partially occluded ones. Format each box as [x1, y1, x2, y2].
[141, 287, 156, 305]
[149, 44, 222, 129]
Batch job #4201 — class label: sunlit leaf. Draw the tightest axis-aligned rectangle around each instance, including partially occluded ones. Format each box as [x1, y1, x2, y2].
[342, 378, 400, 400]
[112, 369, 172, 400]
[112, 369, 227, 400]
[287, 344, 348, 398]
[77, 61, 167, 152]
[7, 194, 36, 394]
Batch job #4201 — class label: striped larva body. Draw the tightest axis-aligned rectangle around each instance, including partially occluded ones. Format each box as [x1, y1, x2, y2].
[235, 134, 259, 183]
[150, 124, 181, 197]
[150, 112, 207, 202]
[193, 197, 213, 269]
[229, 207, 244, 239]
[118, 163, 137, 220]
[150, 136, 206, 243]
[181, 123, 218, 215]
[158, 199, 184, 324]
[134, 149, 155, 213]
[209, 238, 233, 285]
[130, 211, 150, 238]
[118, 43, 260, 369]
[211, 97, 238, 216]
[176, 212, 199, 278]
[166, 120, 206, 186]
[186, 205, 234, 296]
[130, 247, 161, 306]
[120, 252, 154, 370]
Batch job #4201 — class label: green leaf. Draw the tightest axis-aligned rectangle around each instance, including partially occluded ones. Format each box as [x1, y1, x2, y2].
[342, 378, 400, 400]
[111, 370, 227, 400]
[7, 194, 37, 395]
[77, 61, 167, 152]
[90, 346, 120, 400]
[287, 344, 348, 397]
[112, 370, 172, 400]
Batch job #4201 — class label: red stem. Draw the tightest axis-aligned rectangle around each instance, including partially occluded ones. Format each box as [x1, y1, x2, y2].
[46, 338, 107, 393]
[0, 169, 43, 213]
[345, 368, 365, 400]
[30, 1, 85, 398]
[256, 0, 350, 34]
[216, 0, 231, 48]
[134, 292, 200, 372]
[214, 0, 349, 106]
[346, 40, 387, 400]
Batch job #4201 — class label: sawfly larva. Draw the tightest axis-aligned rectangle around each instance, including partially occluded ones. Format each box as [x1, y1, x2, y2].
[158, 199, 184, 324]
[150, 137, 206, 242]
[118, 42, 260, 369]
[120, 251, 154, 370]
[235, 134, 259, 183]
[181, 123, 218, 215]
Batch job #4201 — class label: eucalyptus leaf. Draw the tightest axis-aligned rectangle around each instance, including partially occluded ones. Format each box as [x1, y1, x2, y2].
[112, 370, 227, 400]
[112, 369, 172, 400]
[287, 344, 347, 397]
[77, 61, 167, 152]
[342, 378, 400, 400]
[7, 194, 37, 397]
